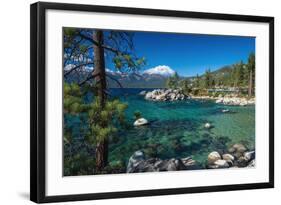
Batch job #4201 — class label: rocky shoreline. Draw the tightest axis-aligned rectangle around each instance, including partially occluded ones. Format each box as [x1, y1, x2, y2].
[191, 95, 255, 106]
[140, 89, 190, 101]
[207, 143, 255, 169]
[140, 89, 255, 106]
[127, 151, 199, 173]
[127, 143, 255, 173]
[215, 97, 255, 106]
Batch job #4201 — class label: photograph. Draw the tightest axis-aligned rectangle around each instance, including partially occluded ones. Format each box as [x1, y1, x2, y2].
[63, 28, 256, 176]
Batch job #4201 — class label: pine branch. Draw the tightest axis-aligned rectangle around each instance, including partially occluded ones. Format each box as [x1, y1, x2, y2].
[78, 72, 100, 86]
[64, 62, 94, 77]
[106, 74, 123, 88]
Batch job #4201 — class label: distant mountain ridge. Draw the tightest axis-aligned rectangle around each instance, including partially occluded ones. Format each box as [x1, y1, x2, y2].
[106, 71, 170, 88]
[65, 65, 234, 88]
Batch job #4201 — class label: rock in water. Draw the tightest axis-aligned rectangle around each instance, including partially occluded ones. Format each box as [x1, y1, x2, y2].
[139, 90, 147, 95]
[144, 89, 189, 101]
[222, 154, 235, 162]
[204, 123, 212, 129]
[214, 159, 230, 168]
[134, 118, 149, 126]
[208, 151, 221, 165]
[127, 151, 145, 173]
[126, 152, 198, 173]
[244, 151, 255, 161]
[181, 157, 199, 170]
[247, 159, 255, 168]
[222, 109, 230, 113]
[228, 143, 247, 158]
[236, 156, 249, 167]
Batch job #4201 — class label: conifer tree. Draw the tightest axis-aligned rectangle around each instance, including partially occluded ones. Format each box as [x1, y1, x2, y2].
[63, 28, 145, 171]
[247, 53, 255, 97]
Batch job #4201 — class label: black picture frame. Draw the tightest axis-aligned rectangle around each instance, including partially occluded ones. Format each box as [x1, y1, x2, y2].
[30, 2, 274, 203]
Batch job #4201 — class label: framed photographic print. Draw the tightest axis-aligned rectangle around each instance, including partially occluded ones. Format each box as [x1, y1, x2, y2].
[30, 2, 274, 203]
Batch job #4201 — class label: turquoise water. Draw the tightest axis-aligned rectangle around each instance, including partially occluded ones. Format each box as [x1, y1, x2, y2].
[108, 88, 255, 166]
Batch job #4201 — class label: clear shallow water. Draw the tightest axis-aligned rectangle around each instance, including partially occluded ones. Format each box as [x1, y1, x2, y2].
[108, 88, 255, 166]
[65, 88, 255, 167]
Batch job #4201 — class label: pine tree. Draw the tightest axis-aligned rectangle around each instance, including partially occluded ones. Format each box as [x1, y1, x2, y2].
[247, 53, 255, 97]
[204, 69, 212, 89]
[64, 83, 128, 174]
[195, 74, 200, 88]
[166, 72, 180, 89]
[64, 28, 145, 171]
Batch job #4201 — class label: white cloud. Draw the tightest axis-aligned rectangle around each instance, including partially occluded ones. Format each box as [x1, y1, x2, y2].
[64, 64, 75, 71]
[143, 65, 176, 77]
[105, 68, 114, 73]
[64, 64, 93, 71]
[85, 66, 93, 71]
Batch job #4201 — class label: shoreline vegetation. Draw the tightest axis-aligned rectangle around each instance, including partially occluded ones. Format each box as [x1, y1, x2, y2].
[140, 52, 255, 105]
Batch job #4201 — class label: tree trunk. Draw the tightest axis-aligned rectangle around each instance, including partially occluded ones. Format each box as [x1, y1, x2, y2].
[95, 140, 108, 171]
[93, 30, 108, 172]
[248, 69, 253, 97]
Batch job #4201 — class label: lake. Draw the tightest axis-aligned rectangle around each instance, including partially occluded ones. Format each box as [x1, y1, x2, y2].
[107, 88, 255, 166]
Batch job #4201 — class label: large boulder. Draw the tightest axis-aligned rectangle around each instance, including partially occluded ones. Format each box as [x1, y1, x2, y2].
[144, 89, 189, 101]
[159, 158, 186, 171]
[214, 159, 230, 168]
[145, 92, 153, 100]
[134, 118, 149, 126]
[228, 143, 248, 158]
[181, 157, 199, 170]
[127, 151, 145, 173]
[222, 153, 234, 162]
[236, 156, 249, 167]
[244, 151, 255, 161]
[216, 98, 223, 103]
[126, 152, 198, 173]
[208, 151, 221, 165]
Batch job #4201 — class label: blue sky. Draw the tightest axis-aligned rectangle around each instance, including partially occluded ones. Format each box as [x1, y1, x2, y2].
[107, 31, 255, 77]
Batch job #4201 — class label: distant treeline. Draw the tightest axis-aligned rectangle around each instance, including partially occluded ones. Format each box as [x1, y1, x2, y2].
[166, 53, 255, 97]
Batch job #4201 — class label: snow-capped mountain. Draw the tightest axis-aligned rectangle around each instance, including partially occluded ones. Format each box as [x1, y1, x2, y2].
[105, 65, 176, 88]
[143, 65, 176, 77]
